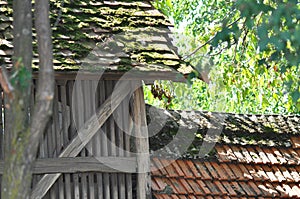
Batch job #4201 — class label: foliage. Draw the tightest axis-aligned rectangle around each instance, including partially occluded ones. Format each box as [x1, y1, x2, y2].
[149, 0, 300, 114]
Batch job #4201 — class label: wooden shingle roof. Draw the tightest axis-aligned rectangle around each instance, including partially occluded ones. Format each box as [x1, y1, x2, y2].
[0, 0, 188, 80]
[148, 106, 300, 198]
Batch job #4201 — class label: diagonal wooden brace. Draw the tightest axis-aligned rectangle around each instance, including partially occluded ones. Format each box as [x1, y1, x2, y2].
[30, 81, 132, 199]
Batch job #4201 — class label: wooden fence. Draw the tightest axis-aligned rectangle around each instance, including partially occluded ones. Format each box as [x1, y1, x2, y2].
[0, 77, 150, 199]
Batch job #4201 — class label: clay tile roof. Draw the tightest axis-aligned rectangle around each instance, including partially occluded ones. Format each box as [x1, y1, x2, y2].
[0, 0, 189, 79]
[148, 105, 300, 198]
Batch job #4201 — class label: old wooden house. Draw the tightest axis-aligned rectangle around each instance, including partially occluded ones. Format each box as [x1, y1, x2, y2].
[0, 0, 188, 198]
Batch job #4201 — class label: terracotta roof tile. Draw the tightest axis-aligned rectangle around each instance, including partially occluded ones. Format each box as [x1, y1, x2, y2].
[160, 159, 179, 177]
[222, 181, 237, 196]
[279, 148, 297, 165]
[241, 147, 254, 163]
[280, 167, 294, 182]
[152, 177, 161, 191]
[264, 182, 280, 197]
[150, 112, 300, 199]
[185, 160, 201, 178]
[272, 166, 286, 182]
[152, 176, 168, 191]
[247, 147, 263, 164]
[223, 145, 237, 161]
[291, 136, 300, 148]
[176, 160, 194, 179]
[255, 146, 271, 164]
[272, 148, 287, 164]
[289, 148, 300, 164]
[288, 167, 300, 182]
[171, 161, 185, 177]
[231, 181, 246, 196]
[238, 181, 255, 196]
[169, 178, 186, 194]
[186, 179, 203, 195]
[152, 158, 168, 176]
[196, 180, 212, 195]
[264, 148, 280, 164]
[178, 178, 194, 194]
[290, 184, 300, 197]
[204, 162, 219, 179]
[237, 164, 254, 180]
[206, 180, 221, 195]
[257, 182, 277, 197]
[262, 165, 278, 182]
[231, 145, 247, 162]
[248, 181, 263, 196]
[194, 162, 211, 180]
[210, 162, 225, 180]
[274, 184, 289, 197]
[229, 163, 246, 180]
[255, 165, 271, 181]
[215, 145, 232, 162]
[213, 181, 229, 196]
[151, 159, 163, 176]
[220, 163, 236, 180]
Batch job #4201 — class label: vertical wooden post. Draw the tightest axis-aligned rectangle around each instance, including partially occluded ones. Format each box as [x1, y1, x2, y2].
[132, 81, 151, 199]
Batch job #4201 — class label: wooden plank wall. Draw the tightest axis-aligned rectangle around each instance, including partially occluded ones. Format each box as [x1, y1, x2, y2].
[0, 79, 138, 199]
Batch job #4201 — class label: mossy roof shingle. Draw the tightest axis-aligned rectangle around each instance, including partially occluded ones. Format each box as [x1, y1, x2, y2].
[147, 105, 300, 198]
[0, 0, 189, 79]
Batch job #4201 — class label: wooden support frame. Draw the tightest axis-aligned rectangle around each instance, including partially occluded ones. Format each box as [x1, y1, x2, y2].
[132, 82, 151, 199]
[30, 81, 131, 199]
[0, 157, 137, 174]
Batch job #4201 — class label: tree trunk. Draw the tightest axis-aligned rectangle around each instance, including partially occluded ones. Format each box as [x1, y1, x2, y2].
[2, 0, 33, 198]
[1, 0, 54, 198]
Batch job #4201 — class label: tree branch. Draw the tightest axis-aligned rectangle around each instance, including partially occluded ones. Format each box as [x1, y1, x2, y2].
[0, 67, 14, 99]
[183, 17, 242, 60]
[182, 36, 216, 60]
[29, 0, 54, 157]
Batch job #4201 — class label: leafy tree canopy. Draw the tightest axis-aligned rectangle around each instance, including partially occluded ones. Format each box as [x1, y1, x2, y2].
[146, 0, 300, 114]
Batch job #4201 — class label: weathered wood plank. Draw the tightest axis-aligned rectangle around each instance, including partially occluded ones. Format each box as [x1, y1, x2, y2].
[30, 81, 132, 199]
[96, 80, 104, 199]
[107, 81, 118, 199]
[84, 80, 95, 199]
[103, 80, 112, 199]
[63, 80, 72, 199]
[116, 99, 125, 198]
[132, 83, 151, 199]
[73, 174, 80, 199]
[123, 96, 133, 199]
[0, 157, 137, 174]
[60, 80, 69, 146]
[58, 176, 64, 199]
[64, 174, 72, 199]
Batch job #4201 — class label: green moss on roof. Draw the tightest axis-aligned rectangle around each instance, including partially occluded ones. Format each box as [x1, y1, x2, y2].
[147, 105, 300, 158]
[0, 0, 187, 74]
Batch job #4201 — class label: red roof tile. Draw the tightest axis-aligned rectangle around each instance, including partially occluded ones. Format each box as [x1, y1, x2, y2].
[263, 148, 279, 164]
[176, 160, 194, 178]
[291, 136, 300, 148]
[272, 148, 287, 164]
[152, 154, 300, 198]
[151, 114, 300, 198]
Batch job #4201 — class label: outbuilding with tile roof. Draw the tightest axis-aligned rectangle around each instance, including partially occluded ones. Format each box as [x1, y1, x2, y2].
[148, 105, 300, 198]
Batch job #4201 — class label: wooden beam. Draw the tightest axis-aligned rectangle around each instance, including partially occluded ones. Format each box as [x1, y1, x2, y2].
[30, 81, 131, 199]
[132, 83, 151, 199]
[0, 157, 137, 174]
